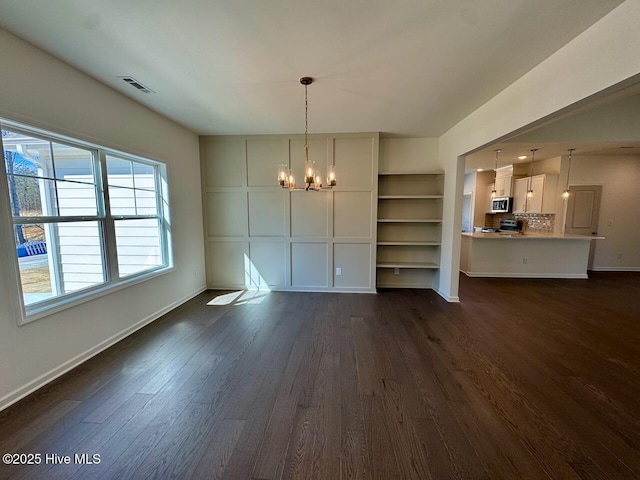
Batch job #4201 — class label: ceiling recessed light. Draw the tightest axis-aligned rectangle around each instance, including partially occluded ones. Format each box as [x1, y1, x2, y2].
[518, 155, 528, 160]
[477, 168, 484, 172]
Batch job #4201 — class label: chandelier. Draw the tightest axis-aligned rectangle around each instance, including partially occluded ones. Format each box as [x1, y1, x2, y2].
[277, 77, 336, 190]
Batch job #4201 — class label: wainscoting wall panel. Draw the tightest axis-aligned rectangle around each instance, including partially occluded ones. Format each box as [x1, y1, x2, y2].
[201, 133, 379, 292]
[203, 139, 244, 187]
[248, 191, 286, 237]
[206, 192, 247, 238]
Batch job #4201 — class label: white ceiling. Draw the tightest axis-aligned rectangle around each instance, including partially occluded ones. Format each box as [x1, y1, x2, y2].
[465, 84, 640, 172]
[465, 142, 640, 173]
[0, 0, 623, 136]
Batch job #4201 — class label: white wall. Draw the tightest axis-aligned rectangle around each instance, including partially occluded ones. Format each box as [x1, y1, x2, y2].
[200, 133, 379, 293]
[0, 28, 205, 410]
[379, 137, 440, 172]
[437, 0, 640, 301]
[463, 172, 476, 194]
[567, 155, 640, 270]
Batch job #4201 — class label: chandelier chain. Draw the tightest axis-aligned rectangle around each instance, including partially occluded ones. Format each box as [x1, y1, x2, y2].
[304, 84, 309, 162]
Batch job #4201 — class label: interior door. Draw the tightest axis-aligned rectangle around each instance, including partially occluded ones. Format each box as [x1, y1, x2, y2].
[565, 185, 602, 268]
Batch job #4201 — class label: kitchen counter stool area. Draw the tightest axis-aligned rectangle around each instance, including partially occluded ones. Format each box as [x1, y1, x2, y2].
[460, 233, 604, 278]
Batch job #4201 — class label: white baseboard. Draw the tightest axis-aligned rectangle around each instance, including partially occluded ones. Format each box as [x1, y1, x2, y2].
[0, 285, 207, 413]
[434, 286, 460, 303]
[463, 271, 588, 279]
[591, 267, 640, 272]
[206, 284, 377, 294]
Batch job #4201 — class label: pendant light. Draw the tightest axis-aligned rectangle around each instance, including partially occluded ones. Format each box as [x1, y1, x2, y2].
[562, 148, 575, 200]
[491, 149, 501, 198]
[526, 148, 537, 199]
[277, 77, 336, 191]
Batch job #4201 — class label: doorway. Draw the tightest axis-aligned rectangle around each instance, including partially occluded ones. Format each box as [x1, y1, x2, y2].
[565, 184, 602, 269]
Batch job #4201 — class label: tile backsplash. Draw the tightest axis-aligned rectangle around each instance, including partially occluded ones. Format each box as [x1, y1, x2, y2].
[517, 213, 555, 234]
[485, 213, 555, 234]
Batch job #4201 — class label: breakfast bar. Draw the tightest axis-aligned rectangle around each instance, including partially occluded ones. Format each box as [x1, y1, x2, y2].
[460, 232, 604, 278]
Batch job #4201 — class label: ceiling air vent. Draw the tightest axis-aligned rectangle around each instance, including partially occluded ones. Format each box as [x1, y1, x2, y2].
[118, 76, 155, 94]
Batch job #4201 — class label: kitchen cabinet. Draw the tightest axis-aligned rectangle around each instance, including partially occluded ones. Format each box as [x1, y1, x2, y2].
[494, 174, 512, 197]
[376, 171, 444, 288]
[513, 174, 558, 213]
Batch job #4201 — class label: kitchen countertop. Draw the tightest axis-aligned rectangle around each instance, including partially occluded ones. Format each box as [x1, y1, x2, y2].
[461, 232, 605, 240]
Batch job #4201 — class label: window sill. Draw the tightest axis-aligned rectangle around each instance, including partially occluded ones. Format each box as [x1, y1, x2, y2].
[19, 265, 175, 326]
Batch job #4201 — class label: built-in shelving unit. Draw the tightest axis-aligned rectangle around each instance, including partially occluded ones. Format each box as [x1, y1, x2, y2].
[376, 171, 444, 289]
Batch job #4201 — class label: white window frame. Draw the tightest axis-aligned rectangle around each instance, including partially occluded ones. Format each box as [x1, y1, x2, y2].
[0, 119, 173, 325]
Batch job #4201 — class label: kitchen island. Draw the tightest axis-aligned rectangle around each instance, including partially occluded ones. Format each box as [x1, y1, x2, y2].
[460, 232, 604, 278]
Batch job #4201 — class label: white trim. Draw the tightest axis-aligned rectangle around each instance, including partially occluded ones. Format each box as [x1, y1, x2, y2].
[590, 267, 640, 272]
[377, 284, 434, 289]
[460, 270, 588, 279]
[434, 285, 460, 302]
[2, 118, 174, 325]
[0, 285, 206, 413]
[22, 266, 175, 324]
[206, 285, 377, 294]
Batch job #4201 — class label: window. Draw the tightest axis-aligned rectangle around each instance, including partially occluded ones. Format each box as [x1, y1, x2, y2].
[1, 121, 172, 322]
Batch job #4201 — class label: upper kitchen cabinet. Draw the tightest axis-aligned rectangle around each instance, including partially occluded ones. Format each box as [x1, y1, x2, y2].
[494, 175, 512, 197]
[513, 174, 558, 213]
[492, 164, 529, 198]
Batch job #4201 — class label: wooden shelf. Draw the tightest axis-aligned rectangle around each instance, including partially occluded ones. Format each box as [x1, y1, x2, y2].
[378, 171, 444, 176]
[377, 219, 442, 223]
[377, 242, 441, 246]
[376, 170, 444, 289]
[378, 195, 443, 199]
[376, 262, 439, 269]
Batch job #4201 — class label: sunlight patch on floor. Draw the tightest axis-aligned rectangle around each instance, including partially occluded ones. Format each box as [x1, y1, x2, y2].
[207, 255, 271, 306]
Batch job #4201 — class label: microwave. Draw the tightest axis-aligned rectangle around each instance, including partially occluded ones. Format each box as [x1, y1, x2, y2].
[491, 196, 513, 213]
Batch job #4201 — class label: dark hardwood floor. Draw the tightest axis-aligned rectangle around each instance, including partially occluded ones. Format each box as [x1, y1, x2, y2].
[1, 272, 639, 479]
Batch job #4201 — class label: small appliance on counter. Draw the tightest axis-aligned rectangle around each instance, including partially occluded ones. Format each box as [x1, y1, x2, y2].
[499, 218, 518, 232]
[499, 218, 526, 233]
[491, 196, 513, 213]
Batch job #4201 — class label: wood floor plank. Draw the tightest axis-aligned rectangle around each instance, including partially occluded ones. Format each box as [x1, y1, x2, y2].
[338, 325, 364, 431]
[188, 418, 246, 480]
[341, 429, 370, 480]
[281, 405, 318, 480]
[361, 395, 402, 480]
[251, 394, 298, 480]
[1, 276, 639, 480]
